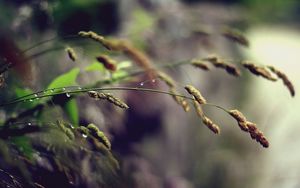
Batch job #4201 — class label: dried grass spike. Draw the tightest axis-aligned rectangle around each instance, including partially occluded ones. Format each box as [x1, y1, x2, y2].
[77, 126, 89, 136]
[203, 54, 218, 63]
[202, 116, 220, 134]
[242, 61, 277, 81]
[229, 109, 248, 131]
[169, 88, 190, 112]
[185, 85, 207, 104]
[268, 66, 295, 97]
[204, 55, 240, 76]
[191, 59, 210, 71]
[88, 91, 129, 109]
[78, 31, 104, 43]
[193, 97, 204, 117]
[87, 91, 99, 99]
[158, 71, 176, 88]
[224, 64, 241, 76]
[222, 27, 249, 47]
[246, 122, 269, 148]
[87, 124, 111, 150]
[65, 47, 77, 62]
[229, 109, 247, 123]
[105, 93, 129, 109]
[96, 55, 117, 72]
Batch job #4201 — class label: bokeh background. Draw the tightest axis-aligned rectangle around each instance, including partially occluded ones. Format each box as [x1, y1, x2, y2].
[0, 0, 300, 187]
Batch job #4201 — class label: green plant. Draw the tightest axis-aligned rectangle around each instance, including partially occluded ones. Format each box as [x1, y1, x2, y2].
[0, 28, 295, 187]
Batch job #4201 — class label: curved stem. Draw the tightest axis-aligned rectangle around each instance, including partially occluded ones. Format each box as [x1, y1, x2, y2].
[21, 35, 79, 53]
[204, 103, 229, 113]
[0, 86, 193, 107]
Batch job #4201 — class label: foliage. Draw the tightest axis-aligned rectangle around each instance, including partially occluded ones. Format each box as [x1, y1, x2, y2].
[0, 1, 296, 187]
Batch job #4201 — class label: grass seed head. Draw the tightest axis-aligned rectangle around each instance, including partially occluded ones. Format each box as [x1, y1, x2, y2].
[268, 66, 295, 97]
[87, 124, 111, 150]
[229, 109, 248, 131]
[242, 61, 277, 81]
[104, 93, 129, 109]
[191, 59, 210, 71]
[78, 31, 104, 43]
[204, 55, 240, 76]
[66, 47, 77, 62]
[96, 55, 117, 72]
[202, 116, 221, 134]
[184, 85, 207, 104]
[76, 126, 89, 136]
[246, 122, 269, 148]
[87, 91, 99, 99]
[169, 88, 190, 112]
[193, 97, 204, 117]
[88, 91, 129, 109]
[158, 71, 176, 88]
[222, 27, 249, 47]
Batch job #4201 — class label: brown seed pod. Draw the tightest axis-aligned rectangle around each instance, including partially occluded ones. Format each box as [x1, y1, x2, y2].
[221, 27, 249, 47]
[96, 55, 117, 72]
[78, 31, 105, 43]
[192, 97, 204, 117]
[79, 31, 156, 79]
[242, 61, 277, 81]
[204, 55, 241, 76]
[191, 59, 210, 71]
[268, 66, 295, 97]
[202, 116, 221, 134]
[79, 31, 124, 51]
[66, 47, 77, 62]
[229, 109, 248, 132]
[87, 91, 99, 99]
[224, 64, 241, 77]
[246, 122, 269, 148]
[169, 88, 190, 112]
[87, 91, 129, 109]
[185, 85, 207, 104]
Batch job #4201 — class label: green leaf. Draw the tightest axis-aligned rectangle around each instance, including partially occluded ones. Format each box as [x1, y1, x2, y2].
[85, 61, 105, 73]
[47, 68, 80, 89]
[15, 87, 33, 98]
[117, 61, 132, 70]
[14, 87, 39, 108]
[112, 70, 129, 80]
[64, 99, 79, 125]
[47, 68, 80, 125]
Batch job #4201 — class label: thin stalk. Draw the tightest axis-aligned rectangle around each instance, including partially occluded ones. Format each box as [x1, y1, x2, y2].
[0, 86, 194, 107]
[21, 35, 79, 53]
[205, 103, 229, 113]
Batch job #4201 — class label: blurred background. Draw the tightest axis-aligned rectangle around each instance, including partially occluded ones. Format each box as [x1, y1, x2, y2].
[0, 0, 300, 187]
